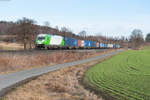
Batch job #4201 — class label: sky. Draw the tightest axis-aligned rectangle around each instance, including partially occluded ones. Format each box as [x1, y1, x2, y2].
[0, 0, 150, 38]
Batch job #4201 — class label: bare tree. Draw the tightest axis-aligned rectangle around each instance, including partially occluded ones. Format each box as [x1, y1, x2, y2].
[61, 27, 71, 33]
[43, 21, 51, 34]
[60, 27, 72, 38]
[146, 33, 150, 42]
[29, 24, 37, 49]
[16, 17, 36, 50]
[78, 30, 86, 38]
[61, 27, 67, 38]
[130, 29, 144, 49]
[44, 21, 50, 27]
[55, 26, 59, 30]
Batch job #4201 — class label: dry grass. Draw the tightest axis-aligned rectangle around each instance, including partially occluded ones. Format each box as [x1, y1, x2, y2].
[0, 50, 115, 74]
[1, 50, 116, 100]
[0, 42, 23, 50]
[2, 60, 107, 100]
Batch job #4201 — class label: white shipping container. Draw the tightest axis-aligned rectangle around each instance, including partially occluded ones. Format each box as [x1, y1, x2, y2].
[118, 45, 120, 48]
[50, 35, 63, 46]
[81, 40, 84, 47]
[110, 44, 113, 48]
[108, 44, 113, 48]
[107, 44, 110, 48]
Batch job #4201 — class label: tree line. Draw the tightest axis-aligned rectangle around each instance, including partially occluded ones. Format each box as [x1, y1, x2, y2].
[0, 17, 150, 50]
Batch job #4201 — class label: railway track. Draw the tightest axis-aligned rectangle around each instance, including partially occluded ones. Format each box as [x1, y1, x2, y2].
[0, 49, 122, 97]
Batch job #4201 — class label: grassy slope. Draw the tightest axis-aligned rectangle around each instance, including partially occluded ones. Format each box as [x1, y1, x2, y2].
[84, 50, 150, 100]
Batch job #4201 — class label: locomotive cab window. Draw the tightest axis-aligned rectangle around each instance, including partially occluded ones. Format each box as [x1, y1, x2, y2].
[38, 37, 45, 40]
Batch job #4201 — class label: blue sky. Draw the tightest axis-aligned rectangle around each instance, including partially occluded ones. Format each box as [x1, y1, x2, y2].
[0, 0, 150, 37]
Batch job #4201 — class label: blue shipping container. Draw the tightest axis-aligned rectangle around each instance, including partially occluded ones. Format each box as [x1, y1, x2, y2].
[92, 41, 96, 48]
[99, 43, 101, 48]
[64, 37, 78, 47]
[84, 40, 90, 47]
[99, 43, 103, 48]
[89, 41, 93, 48]
[113, 44, 116, 48]
[104, 44, 108, 48]
[102, 43, 105, 48]
[74, 39, 78, 47]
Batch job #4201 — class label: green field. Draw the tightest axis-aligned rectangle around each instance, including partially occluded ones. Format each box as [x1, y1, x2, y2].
[84, 50, 150, 100]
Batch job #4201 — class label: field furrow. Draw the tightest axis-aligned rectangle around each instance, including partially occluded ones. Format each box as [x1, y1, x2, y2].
[84, 50, 150, 100]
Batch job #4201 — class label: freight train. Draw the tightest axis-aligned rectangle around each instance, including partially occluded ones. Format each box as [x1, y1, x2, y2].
[35, 34, 120, 49]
